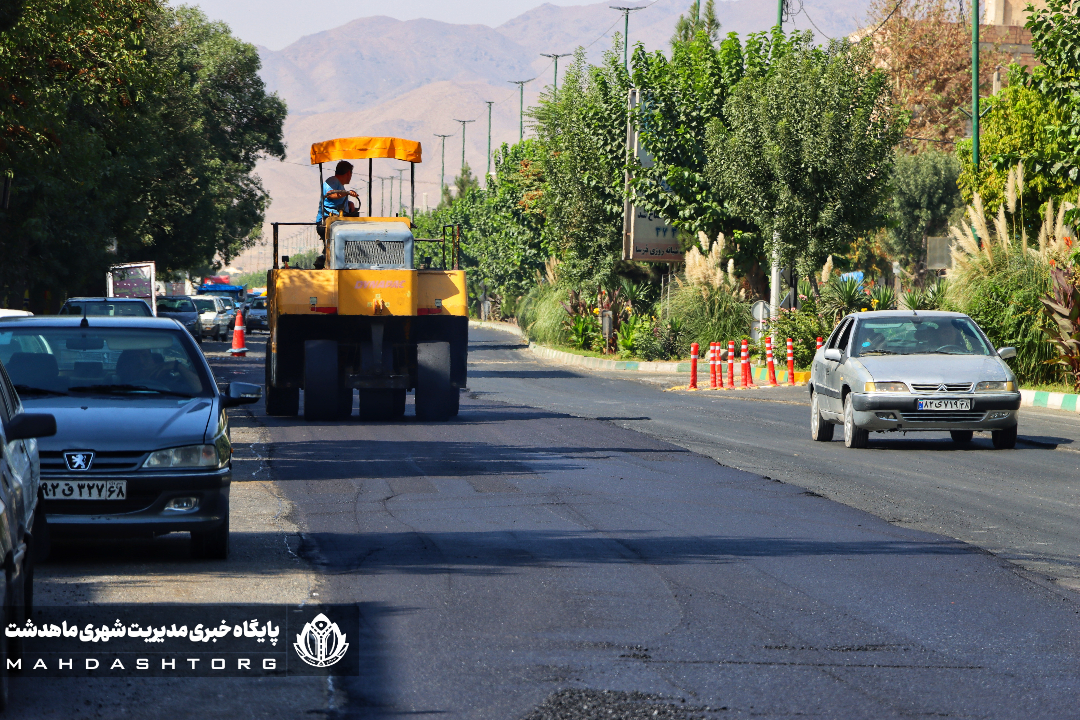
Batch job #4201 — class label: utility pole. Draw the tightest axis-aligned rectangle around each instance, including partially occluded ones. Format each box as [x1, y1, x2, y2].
[379, 176, 386, 216]
[453, 119, 475, 176]
[395, 168, 406, 215]
[434, 133, 453, 204]
[508, 80, 531, 141]
[485, 101, 494, 182]
[771, 0, 785, 329]
[777, 0, 783, 28]
[540, 53, 571, 92]
[609, 6, 643, 72]
[972, 0, 980, 171]
[388, 175, 395, 217]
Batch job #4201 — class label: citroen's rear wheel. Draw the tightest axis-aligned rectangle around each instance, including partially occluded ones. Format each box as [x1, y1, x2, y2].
[810, 391, 834, 442]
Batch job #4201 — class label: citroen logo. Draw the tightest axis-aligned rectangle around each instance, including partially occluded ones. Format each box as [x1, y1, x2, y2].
[937, 384, 948, 392]
[64, 452, 94, 471]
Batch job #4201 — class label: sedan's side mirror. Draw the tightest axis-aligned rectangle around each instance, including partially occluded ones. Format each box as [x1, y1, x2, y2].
[4, 413, 57, 441]
[221, 382, 263, 408]
[997, 346, 1016, 360]
[823, 348, 843, 362]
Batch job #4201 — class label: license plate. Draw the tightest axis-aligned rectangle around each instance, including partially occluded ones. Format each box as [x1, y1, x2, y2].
[42, 480, 127, 500]
[917, 398, 971, 411]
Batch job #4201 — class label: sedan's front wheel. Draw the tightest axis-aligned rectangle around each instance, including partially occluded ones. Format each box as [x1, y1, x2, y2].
[843, 394, 869, 449]
[810, 391, 834, 442]
[992, 424, 1017, 450]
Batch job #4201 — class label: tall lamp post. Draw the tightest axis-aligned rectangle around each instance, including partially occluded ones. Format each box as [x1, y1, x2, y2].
[434, 133, 453, 204]
[395, 168, 406, 216]
[484, 100, 495, 182]
[508, 79, 531, 141]
[609, 6, 643, 72]
[972, 0, 980, 170]
[540, 53, 571, 92]
[453, 119, 475, 177]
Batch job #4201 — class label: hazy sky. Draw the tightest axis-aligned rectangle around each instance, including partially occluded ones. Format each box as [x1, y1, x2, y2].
[183, 0, 600, 50]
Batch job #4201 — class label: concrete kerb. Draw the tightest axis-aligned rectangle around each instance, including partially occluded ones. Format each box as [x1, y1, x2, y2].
[1021, 388, 1080, 414]
[467, 320, 810, 383]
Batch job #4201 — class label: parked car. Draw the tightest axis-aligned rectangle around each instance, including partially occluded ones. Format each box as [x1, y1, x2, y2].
[0, 316, 261, 559]
[156, 296, 203, 343]
[0, 310, 33, 318]
[246, 296, 267, 332]
[0, 355, 56, 707]
[193, 296, 229, 341]
[809, 310, 1021, 449]
[216, 297, 238, 331]
[59, 297, 153, 317]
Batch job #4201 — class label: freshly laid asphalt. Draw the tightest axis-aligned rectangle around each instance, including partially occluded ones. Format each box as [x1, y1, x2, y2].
[16, 327, 1080, 719]
[254, 327, 1079, 718]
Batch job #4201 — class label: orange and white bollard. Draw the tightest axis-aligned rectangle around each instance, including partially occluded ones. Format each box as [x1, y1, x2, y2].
[689, 342, 699, 389]
[709, 342, 718, 389]
[229, 309, 248, 357]
[816, 336, 823, 352]
[726, 340, 735, 389]
[787, 337, 796, 386]
[765, 336, 778, 386]
[740, 339, 755, 388]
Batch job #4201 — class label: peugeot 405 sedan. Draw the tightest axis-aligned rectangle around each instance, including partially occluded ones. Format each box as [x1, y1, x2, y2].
[0, 316, 261, 558]
[809, 310, 1021, 449]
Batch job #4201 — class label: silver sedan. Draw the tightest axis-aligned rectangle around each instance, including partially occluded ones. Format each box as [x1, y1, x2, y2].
[808, 310, 1021, 449]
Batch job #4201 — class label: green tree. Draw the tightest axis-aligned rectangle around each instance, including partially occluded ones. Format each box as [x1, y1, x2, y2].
[885, 150, 962, 268]
[708, 39, 906, 289]
[957, 65, 1073, 225]
[531, 43, 630, 290]
[1025, 0, 1080, 184]
[671, 0, 720, 46]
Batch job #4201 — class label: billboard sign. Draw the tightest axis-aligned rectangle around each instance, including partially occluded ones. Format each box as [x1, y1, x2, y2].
[622, 89, 683, 263]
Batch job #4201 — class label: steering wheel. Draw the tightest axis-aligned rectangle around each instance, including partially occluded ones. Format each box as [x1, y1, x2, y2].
[933, 344, 966, 353]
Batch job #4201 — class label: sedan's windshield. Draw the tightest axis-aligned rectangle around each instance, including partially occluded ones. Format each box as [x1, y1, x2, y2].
[851, 317, 993, 357]
[157, 297, 196, 313]
[60, 300, 153, 317]
[193, 298, 218, 313]
[0, 327, 213, 397]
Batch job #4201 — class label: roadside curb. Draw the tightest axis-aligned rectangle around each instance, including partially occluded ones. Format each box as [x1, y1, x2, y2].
[468, 320, 810, 382]
[1020, 388, 1080, 414]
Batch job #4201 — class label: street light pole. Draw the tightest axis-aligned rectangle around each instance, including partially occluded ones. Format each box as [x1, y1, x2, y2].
[453, 119, 475, 176]
[485, 100, 494, 182]
[395, 168, 406, 215]
[509, 80, 531, 141]
[540, 53, 571, 92]
[434, 133, 453, 204]
[609, 6, 643, 72]
[972, 0, 980, 171]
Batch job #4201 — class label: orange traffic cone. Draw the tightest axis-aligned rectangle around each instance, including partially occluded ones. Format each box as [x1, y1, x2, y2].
[229, 310, 248, 357]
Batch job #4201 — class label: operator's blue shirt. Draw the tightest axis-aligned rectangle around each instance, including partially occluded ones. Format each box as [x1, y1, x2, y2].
[316, 177, 347, 222]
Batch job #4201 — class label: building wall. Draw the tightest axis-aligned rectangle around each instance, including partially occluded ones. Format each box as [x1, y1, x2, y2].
[984, 0, 1046, 27]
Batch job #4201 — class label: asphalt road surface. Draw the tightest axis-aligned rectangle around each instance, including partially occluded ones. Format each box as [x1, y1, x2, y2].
[16, 327, 1080, 719]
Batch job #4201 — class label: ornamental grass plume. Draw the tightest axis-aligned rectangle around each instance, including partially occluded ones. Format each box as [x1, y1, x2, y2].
[685, 232, 735, 291]
[820, 255, 834, 284]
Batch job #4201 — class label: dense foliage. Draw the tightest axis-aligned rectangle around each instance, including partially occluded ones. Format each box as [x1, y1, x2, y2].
[0, 2, 285, 309]
[884, 151, 963, 269]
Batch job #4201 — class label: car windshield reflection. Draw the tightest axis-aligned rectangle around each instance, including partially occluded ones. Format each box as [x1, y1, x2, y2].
[851, 317, 992, 357]
[0, 327, 214, 398]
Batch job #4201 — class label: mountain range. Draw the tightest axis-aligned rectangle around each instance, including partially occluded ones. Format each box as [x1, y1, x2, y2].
[236, 0, 875, 269]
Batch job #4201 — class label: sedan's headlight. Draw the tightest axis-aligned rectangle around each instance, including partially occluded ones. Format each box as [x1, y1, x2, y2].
[864, 381, 907, 392]
[975, 380, 1015, 392]
[143, 445, 223, 469]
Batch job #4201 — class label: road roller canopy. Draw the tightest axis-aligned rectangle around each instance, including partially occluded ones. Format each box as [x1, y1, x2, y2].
[310, 137, 422, 165]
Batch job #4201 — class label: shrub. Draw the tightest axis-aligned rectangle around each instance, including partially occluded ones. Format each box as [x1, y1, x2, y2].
[517, 283, 569, 346]
[756, 299, 831, 369]
[667, 278, 751, 357]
